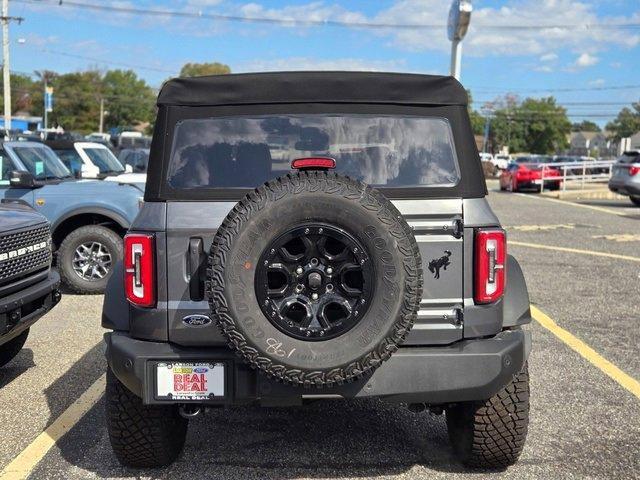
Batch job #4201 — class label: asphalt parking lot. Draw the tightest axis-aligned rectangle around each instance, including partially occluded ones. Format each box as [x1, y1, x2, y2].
[1, 185, 639, 480]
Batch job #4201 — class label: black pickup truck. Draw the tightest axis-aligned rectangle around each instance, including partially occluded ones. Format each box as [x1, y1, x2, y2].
[0, 201, 61, 368]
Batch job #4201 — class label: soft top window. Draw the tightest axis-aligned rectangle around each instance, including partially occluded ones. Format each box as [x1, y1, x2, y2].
[167, 115, 459, 190]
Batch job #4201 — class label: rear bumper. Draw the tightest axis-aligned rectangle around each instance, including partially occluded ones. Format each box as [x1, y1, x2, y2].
[0, 270, 61, 346]
[608, 179, 640, 196]
[105, 328, 531, 406]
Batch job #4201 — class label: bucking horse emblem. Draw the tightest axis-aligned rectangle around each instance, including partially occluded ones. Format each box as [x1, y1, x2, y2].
[428, 250, 452, 279]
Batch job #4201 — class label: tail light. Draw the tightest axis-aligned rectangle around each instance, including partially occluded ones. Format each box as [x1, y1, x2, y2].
[124, 233, 156, 307]
[629, 166, 640, 176]
[291, 157, 336, 170]
[474, 229, 506, 304]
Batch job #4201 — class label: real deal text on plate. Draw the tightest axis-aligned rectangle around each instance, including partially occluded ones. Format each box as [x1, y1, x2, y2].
[173, 373, 208, 391]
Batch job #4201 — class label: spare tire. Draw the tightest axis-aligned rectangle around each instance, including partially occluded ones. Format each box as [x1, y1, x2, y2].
[207, 171, 422, 387]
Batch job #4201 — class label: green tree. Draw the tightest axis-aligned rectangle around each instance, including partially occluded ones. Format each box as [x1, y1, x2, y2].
[571, 120, 601, 132]
[179, 62, 231, 77]
[466, 90, 486, 136]
[606, 103, 640, 140]
[48, 70, 103, 132]
[491, 97, 570, 154]
[102, 70, 156, 130]
[0, 73, 40, 115]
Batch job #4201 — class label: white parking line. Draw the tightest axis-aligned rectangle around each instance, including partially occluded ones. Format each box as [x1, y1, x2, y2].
[514, 192, 633, 217]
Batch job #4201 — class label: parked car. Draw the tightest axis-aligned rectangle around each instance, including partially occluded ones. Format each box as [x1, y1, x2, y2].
[46, 140, 146, 185]
[499, 155, 563, 192]
[103, 72, 532, 470]
[608, 150, 640, 207]
[0, 141, 143, 293]
[117, 148, 150, 173]
[492, 154, 511, 170]
[112, 132, 152, 153]
[0, 201, 61, 368]
[479, 152, 493, 164]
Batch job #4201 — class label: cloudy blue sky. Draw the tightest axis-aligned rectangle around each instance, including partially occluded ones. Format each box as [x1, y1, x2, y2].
[7, 0, 640, 124]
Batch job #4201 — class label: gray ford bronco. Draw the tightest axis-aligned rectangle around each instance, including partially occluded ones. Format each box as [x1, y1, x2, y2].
[103, 72, 532, 470]
[1, 201, 61, 369]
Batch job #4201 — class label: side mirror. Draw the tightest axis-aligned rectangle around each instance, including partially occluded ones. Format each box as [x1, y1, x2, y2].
[74, 169, 83, 179]
[124, 164, 133, 173]
[9, 170, 37, 189]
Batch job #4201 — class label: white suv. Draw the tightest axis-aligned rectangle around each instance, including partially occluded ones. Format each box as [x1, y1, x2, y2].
[49, 141, 146, 185]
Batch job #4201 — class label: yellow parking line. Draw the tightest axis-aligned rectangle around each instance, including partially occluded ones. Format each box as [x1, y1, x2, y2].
[531, 306, 640, 400]
[510, 240, 640, 263]
[0, 374, 105, 480]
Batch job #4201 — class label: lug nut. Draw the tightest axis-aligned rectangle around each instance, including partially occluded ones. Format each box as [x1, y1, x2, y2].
[311, 293, 319, 300]
[295, 284, 304, 293]
[296, 266, 303, 275]
[311, 258, 319, 266]
[326, 267, 333, 275]
[326, 284, 333, 292]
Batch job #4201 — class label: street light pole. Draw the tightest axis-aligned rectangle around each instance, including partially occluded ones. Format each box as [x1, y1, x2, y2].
[2, 0, 11, 131]
[450, 39, 462, 80]
[448, 0, 473, 80]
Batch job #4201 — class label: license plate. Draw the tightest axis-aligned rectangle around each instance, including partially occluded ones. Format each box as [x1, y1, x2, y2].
[156, 362, 225, 400]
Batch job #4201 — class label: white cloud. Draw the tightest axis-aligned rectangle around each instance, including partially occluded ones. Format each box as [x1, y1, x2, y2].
[588, 78, 606, 87]
[369, 0, 640, 57]
[236, 57, 409, 73]
[239, 2, 368, 26]
[574, 52, 599, 67]
[540, 53, 558, 62]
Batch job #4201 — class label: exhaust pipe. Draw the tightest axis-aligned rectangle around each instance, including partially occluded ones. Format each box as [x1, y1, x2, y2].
[179, 404, 202, 419]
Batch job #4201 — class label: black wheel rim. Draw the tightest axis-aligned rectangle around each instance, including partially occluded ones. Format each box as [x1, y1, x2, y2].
[255, 224, 374, 341]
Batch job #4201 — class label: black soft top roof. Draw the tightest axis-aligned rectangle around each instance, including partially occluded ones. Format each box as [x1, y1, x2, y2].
[157, 71, 468, 107]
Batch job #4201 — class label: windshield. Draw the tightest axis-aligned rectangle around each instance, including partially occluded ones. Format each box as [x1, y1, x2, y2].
[84, 147, 124, 173]
[168, 115, 460, 189]
[54, 149, 83, 175]
[13, 146, 71, 179]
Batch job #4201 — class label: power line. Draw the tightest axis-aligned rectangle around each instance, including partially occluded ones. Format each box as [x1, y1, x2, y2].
[12, 0, 640, 31]
[471, 84, 640, 93]
[36, 48, 177, 75]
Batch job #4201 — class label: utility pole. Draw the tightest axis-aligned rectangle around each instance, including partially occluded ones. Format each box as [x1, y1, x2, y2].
[99, 97, 104, 133]
[43, 82, 48, 131]
[1, 1, 23, 133]
[447, 1, 472, 80]
[2, 0, 11, 131]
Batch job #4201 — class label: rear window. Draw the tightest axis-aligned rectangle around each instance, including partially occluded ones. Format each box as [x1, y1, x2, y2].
[618, 152, 640, 164]
[167, 115, 459, 190]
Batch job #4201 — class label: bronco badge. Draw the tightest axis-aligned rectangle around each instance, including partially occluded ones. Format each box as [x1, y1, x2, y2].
[428, 250, 452, 279]
[182, 314, 212, 327]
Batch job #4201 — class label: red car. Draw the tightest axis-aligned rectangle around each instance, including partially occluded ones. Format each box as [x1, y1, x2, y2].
[499, 156, 563, 192]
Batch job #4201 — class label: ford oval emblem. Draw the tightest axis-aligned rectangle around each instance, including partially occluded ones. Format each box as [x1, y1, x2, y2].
[182, 314, 212, 327]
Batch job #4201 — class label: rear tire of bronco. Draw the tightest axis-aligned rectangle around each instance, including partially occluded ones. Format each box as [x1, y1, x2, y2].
[58, 225, 123, 294]
[0, 329, 29, 368]
[105, 368, 188, 468]
[208, 171, 422, 387]
[446, 364, 530, 470]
